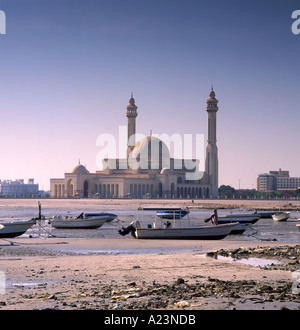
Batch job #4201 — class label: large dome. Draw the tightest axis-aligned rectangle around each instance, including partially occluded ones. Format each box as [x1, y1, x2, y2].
[71, 163, 89, 174]
[129, 136, 170, 170]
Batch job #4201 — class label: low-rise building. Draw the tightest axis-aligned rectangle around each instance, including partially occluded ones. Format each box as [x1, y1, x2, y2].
[0, 178, 39, 197]
[256, 169, 300, 191]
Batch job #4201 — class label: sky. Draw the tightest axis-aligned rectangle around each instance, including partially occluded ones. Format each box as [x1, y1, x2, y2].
[0, 0, 299, 191]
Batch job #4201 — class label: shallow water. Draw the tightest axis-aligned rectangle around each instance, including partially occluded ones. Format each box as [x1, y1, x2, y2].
[0, 202, 299, 243]
[197, 253, 282, 268]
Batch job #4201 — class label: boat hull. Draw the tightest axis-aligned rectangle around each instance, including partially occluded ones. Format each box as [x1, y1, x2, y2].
[156, 210, 189, 220]
[272, 212, 290, 221]
[0, 220, 36, 238]
[218, 215, 260, 224]
[50, 216, 108, 229]
[85, 213, 117, 223]
[134, 223, 238, 240]
[257, 212, 276, 218]
[228, 223, 251, 235]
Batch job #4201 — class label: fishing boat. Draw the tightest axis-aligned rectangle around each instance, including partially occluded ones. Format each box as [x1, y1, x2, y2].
[272, 212, 290, 222]
[141, 207, 189, 220]
[84, 212, 117, 222]
[204, 210, 255, 235]
[256, 211, 276, 218]
[156, 208, 189, 219]
[0, 220, 36, 238]
[118, 219, 238, 240]
[49, 213, 110, 229]
[217, 214, 260, 224]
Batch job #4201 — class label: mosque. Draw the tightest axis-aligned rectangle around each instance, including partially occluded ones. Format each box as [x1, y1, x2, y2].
[50, 88, 219, 199]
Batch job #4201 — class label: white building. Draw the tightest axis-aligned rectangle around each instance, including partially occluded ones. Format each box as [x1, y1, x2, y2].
[50, 89, 219, 199]
[0, 178, 39, 197]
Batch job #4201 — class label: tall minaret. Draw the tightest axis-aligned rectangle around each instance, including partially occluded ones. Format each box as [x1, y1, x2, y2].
[126, 93, 138, 158]
[205, 87, 219, 198]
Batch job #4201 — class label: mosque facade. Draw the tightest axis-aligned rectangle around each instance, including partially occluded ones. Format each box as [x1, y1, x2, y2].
[50, 88, 219, 199]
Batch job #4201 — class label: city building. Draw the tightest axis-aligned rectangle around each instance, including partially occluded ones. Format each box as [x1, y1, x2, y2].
[256, 169, 300, 191]
[50, 88, 219, 199]
[0, 178, 39, 197]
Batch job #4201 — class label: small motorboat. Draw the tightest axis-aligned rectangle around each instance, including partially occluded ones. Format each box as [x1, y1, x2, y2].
[49, 213, 111, 229]
[141, 207, 189, 219]
[217, 214, 260, 224]
[118, 219, 238, 240]
[0, 220, 36, 238]
[205, 210, 254, 235]
[256, 211, 276, 218]
[84, 212, 117, 223]
[272, 212, 290, 222]
[156, 208, 189, 220]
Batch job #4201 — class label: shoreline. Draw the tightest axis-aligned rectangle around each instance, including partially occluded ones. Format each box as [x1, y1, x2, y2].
[0, 198, 299, 310]
[1, 198, 300, 211]
[0, 237, 299, 310]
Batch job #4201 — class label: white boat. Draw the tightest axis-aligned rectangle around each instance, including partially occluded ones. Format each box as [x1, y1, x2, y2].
[84, 212, 117, 223]
[205, 211, 255, 234]
[0, 220, 36, 238]
[272, 212, 290, 221]
[118, 220, 238, 240]
[0, 224, 4, 230]
[218, 215, 260, 224]
[49, 213, 110, 229]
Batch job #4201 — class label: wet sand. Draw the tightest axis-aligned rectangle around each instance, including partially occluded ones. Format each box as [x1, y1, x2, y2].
[0, 199, 299, 310]
[0, 237, 299, 310]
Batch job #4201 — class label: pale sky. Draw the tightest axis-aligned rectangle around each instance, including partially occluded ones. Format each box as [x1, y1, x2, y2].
[0, 0, 299, 191]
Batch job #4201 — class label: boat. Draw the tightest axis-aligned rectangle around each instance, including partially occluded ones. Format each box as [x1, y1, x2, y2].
[297, 224, 300, 231]
[204, 210, 255, 235]
[218, 214, 260, 224]
[256, 211, 276, 218]
[84, 212, 117, 222]
[118, 220, 238, 240]
[49, 213, 110, 229]
[156, 208, 189, 219]
[0, 220, 36, 238]
[0, 224, 4, 230]
[272, 212, 290, 221]
[141, 207, 189, 220]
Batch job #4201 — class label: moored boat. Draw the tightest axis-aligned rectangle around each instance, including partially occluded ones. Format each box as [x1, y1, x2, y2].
[272, 212, 290, 222]
[118, 220, 238, 240]
[256, 211, 276, 218]
[49, 213, 110, 229]
[84, 212, 117, 222]
[218, 214, 260, 224]
[0, 220, 36, 238]
[156, 208, 189, 219]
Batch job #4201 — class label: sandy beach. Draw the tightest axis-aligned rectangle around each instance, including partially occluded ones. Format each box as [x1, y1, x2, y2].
[0, 199, 299, 310]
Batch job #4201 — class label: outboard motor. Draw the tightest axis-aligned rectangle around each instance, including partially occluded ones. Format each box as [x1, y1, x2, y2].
[118, 220, 141, 238]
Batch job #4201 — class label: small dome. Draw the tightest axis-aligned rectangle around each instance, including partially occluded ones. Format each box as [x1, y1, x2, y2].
[209, 89, 215, 98]
[71, 163, 89, 174]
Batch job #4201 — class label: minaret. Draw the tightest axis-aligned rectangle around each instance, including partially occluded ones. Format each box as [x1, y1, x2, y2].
[126, 93, 138, 158]
[205, 87, 219, 198]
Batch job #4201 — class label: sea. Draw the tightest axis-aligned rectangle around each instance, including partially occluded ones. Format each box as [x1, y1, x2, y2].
[0, 200, 299, 243]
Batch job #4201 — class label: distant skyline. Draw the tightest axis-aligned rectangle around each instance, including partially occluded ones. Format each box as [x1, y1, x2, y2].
[0, 0, 299, 191]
